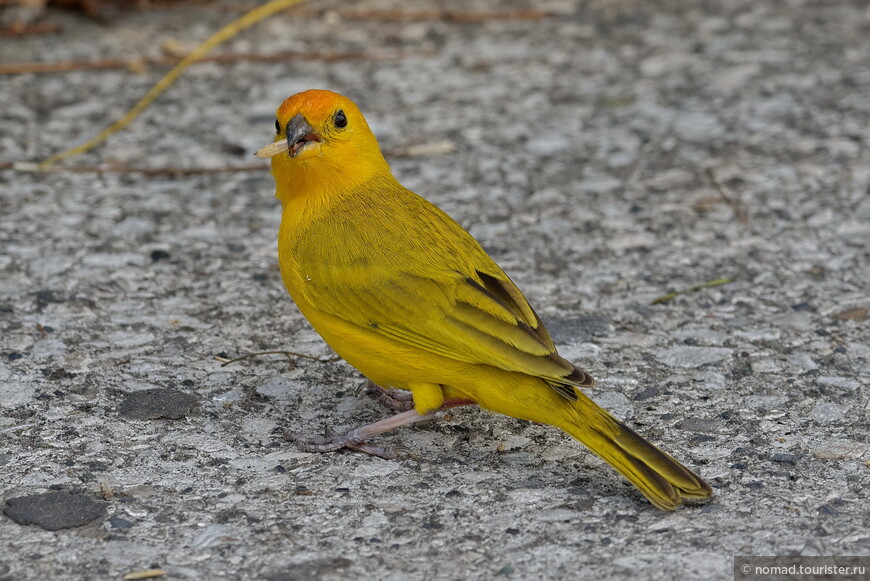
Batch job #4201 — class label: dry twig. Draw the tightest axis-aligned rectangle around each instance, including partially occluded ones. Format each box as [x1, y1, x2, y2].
[0, 22, 61, 36]
[38, 0, 309, 168]
[4, 139, 454, 175]
[331, 8, 555, 22]
[216, 350, 339, 366]
[0, 48, 432, 75]
[651, 277, 734, 305]
[6, 161, 265, 175]
[706, 167, 749, 224]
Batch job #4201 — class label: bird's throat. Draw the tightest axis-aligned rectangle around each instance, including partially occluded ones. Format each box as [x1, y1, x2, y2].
[271, 150, 392, 209]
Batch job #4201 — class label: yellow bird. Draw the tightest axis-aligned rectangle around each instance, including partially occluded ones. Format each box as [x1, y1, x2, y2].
[256, 89, 713, 510]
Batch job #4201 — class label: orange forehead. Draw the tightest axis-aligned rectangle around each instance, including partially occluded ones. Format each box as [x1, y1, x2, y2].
[276, 89, 357, 123]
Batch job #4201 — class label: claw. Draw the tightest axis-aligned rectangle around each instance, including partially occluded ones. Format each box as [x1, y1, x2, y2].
[360, 380, 415, 411]
[281, 400, 475, 460]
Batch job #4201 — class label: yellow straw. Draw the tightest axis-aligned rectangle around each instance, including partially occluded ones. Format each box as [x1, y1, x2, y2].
[38, 0, 308, 169]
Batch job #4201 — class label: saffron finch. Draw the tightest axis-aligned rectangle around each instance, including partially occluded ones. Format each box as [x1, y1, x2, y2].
[256, 89, 713, 510]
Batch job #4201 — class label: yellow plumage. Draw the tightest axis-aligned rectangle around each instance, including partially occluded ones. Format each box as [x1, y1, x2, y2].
[258, 89, 712, 510]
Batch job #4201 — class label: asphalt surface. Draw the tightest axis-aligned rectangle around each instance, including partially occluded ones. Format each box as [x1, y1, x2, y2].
[1, 1, 869, 579]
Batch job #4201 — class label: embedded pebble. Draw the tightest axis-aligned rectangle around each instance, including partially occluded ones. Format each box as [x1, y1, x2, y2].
[655, 347, 733, 368]
[3, 492, 106, 531]
[118, 389, 199, 420]
[808, 401, 851, 423]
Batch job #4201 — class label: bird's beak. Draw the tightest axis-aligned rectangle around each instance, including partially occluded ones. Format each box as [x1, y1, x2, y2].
[255, 114, 323, 160]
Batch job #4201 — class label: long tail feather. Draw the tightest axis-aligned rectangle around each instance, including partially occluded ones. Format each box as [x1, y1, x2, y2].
[562, 391, 713, 510]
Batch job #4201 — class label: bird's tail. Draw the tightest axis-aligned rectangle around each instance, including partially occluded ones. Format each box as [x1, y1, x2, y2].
[561, 391, 713, 510]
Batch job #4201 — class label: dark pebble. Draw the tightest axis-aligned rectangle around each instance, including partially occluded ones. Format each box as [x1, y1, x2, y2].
[676, 417, 718, 432]
[771, 452, 800, 464]
[107, 516, 135, 529]
[118, 388, 199, 420]
[541, 315, 612, 344]
[634, 385, 659, 401]
[3, 491, 106, 531]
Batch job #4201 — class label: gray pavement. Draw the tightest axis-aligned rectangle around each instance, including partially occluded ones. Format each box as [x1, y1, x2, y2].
[1, 1, 869, 579]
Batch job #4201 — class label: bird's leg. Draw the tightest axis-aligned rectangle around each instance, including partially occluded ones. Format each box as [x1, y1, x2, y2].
[283, 398, 475, 460]
[284, 409, 430, 460]
[356, 379, 415, 411]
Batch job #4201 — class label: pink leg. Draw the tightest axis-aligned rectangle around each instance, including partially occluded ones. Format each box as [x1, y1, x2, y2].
[283, 398, 475, 460]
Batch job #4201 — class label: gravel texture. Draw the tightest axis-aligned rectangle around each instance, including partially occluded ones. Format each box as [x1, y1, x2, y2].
[1, 0, 869, 579]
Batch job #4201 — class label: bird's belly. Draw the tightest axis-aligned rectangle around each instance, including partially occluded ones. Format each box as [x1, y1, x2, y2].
[294, 304, 571, 422]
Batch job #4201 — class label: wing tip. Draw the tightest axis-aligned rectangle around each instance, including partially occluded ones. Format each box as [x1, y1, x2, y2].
[547, 363, 595, 400]
[565, 366, 595, 387]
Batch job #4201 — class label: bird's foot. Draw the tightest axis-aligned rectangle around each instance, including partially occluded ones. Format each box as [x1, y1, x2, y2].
[283, 427, 414, 460]
[357, 380, 415, 412]
[283, 408, 433, 460]
[282, 400, 475, 460]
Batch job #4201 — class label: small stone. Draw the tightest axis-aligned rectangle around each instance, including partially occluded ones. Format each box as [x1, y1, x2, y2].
[676, 418, 718, 432]
[771, 453, 800, 464]
[695, 369, 727, 389]
[752, 357, 782, 373]
[634, 385, 659, 401]
[255, 377, 301, 399]
[543, 315, 612, 344]
[655, 346, 733, 368]
[500, 452, 536, 466]
[125, 484, 158, 498]
[118, 389, 198, 420]
[788, 352, 818, 372]
[812, 441, 870, 460]
[3, 491, 106, 531]
[577, 173, 621, 195]
[816, 377, 860, 391]
[831, 307, 867, 321]
[592, 391, 633, 420]
[639, 53, 694, 77]
[495, 564, 515, 576]
[809, 401, 851, 423]
[644, 168, 694, 190]
[525, 133, 570, 156]
[673, 110, 724, 141]
[213, 388, 245, 403]
[710, 64, 761, 90]
[107, 516, 135, 529]
[607, 232, 657, 251]
[150, 249, 172, 262]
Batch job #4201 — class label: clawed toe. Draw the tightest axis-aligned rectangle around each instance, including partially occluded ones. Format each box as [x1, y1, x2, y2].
[280, 407, 454, 460]
[358, 380, 415, 411]
[283, 426, 416, 459]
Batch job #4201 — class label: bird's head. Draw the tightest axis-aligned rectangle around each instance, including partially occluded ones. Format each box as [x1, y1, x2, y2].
[256, 89, 390, 205]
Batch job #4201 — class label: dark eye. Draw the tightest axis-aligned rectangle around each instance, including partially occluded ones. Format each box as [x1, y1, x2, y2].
[334, 109, 347, 129]
[275, 119, 282, 134]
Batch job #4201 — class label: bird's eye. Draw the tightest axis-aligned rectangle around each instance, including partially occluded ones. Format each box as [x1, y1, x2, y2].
[334, 109, 347, 129]
[275, 119, 281, 134]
